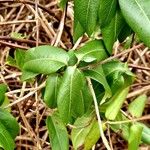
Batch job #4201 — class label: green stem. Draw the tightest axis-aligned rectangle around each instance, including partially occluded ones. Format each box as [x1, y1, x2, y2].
[87, 78, 111, 150]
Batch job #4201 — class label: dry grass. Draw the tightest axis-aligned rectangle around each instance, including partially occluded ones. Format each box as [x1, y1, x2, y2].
[0, 0, 150, 149]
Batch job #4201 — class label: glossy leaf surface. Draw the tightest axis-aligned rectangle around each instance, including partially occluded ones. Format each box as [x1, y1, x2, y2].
[71, 112, 101, 150]
[74, 0, 100, 36]
[128, 94, 147, 118]
[73, 11, 85, 42]
[75, 40, 108, 63]
[84, 65, 112, 103]
[105, 87, 129, 120]
[0, 84, 7, 106]
[46, 114, 69, 150]
[15, 49, 26, 69]
[23, 45, 69, 75]
[0, 108, 19, 139]
[44, 74, 61, 108]
[101, 10, 126, 54]
[102, 61, 134, 94]
[57, 66, 85, 123]
[137, 123, 150, 144]
[128, 124, 143, 150]
[99, 0, 118, 27]
[110, 112, 130, 141]
[119, 0, 150, 47]
[0, 121, 15, 150]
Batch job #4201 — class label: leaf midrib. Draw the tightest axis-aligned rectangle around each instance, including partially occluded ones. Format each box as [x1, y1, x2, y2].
[86, 0, 91, 31]
[69, 73, 73, 119]
[134, 0, 150, 25]
[114, 12, 117, 41]
[73, 128, 84, 147]
[78, 49, 102, 61]
[105, 0, 116, 24]
[25, 58, 67, 65]
[105, 67, 127, 76]
[55, 76, 59, 102]
[51, 118, 64, 150]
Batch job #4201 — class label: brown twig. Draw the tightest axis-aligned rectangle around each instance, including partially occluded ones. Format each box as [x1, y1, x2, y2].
[128, 64, 150, 71]
[107, 114, 150, 125]
[0, 0, 56, 19]
[0, 20, 36, 25]
[5, 81, 46, 108]
[35, 1, 41, 148]
[0, 36, 49, 45]
[127, 84, 150, 98]
[81, 43, 144, 70]
[53, 7, 66, 46]
[100, 44, 144, 64]
[0, 40, 29, 49]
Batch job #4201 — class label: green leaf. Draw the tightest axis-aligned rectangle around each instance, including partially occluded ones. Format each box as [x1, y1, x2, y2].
[102, 61, 133, 77]
[81, 81, 93, 112]
[73, 20, 85, 43]
[98, 0, 118, 27]
[68, 50, 78, 66]
[0, 84, 7, 106]
[11, 32, 25, 39]
[71, 112, 103, 150]
[0, 121, 15, 150]
[84, 120, 100, 150]
[84, 65, 112, 104]
[108, 71, 125, 93]
[73, 5, 85, 42]
[128, 124, 143, 150]
[105, 87, 129, 120]
[102, 61, 134, 92]
[46, 114, 69, 150]
[75, 40, 108, 63]
[0, 108, 19, 139]
[58, 0, 68, 8]
[137, 123, 150, 144]
[0, 96, 11, 112]
[92, 80, 105, 103]
[120, 35, 134, 49]
[21, 71, 38, 81]
[74, 0, 100, 36]
[119, 0, 150, 47]
[15, 49, 26, 69]
[111, 113, 150, 145]
[110, 112, 131, 141]
[71, 113, 94, 150]
[57, 66, 85, 123]
[44, 74, 61, 108]
[118, 24, 132, 43]
[6, 56, 17, 67]
[128, 94, 147, 118]
[101, 10, 126, 54]
[22, 45, 69, 75]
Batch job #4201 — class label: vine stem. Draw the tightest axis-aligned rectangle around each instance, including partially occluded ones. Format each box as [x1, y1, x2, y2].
[106, 114, 150, 125]
[87, 78, 111, 150]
